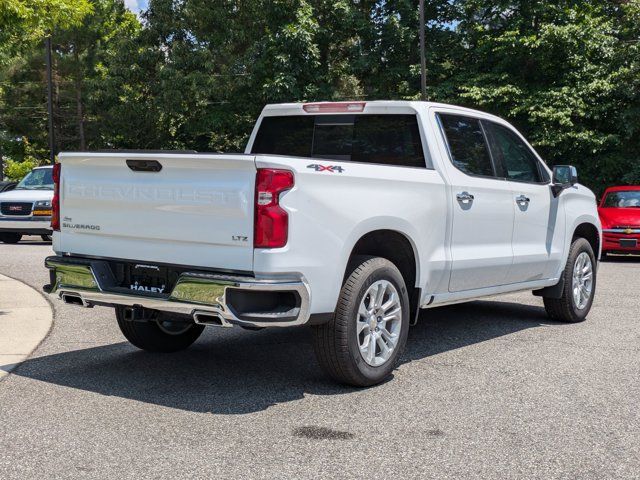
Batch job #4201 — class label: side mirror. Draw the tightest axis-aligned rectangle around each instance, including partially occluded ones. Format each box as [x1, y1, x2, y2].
[551, 165, 578, 197]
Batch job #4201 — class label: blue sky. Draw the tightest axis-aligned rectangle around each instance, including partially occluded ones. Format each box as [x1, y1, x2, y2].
[124, 0, 148, 15]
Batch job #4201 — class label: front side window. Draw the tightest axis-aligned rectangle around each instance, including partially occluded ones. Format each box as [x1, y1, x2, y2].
[438, 114, 495, 177]
[15, 168, 54, 190]
[603, 191, 640, 208]
[251, 114, 426, 168]
[485, 122, 544, 183]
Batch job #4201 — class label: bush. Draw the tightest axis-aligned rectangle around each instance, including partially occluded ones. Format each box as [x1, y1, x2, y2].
[3, 158, 39, 181]
[622, 163, 640, 185]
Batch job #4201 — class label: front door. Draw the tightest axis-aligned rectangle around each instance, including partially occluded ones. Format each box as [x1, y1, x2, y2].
[482, 121, 562, 283]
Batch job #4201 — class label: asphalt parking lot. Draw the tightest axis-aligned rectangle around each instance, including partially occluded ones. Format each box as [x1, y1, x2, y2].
[1, 238, 639, 479]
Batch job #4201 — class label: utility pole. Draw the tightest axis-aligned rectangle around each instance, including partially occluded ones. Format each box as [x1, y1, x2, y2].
[419, 0, 427, 101]
[45, 36, 55, 163]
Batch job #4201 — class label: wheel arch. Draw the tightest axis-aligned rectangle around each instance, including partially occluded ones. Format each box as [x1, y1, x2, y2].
[573, 222, 601, 259]
[345, 229, 421, 322]
[534, 221, 601, 300]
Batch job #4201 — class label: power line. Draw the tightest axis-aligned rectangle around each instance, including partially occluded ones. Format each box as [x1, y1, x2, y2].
[419, 0, 427, 100]
[45, 37, 55, 163]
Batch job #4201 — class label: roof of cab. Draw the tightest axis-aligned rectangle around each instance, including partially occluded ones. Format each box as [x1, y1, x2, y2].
[261, 100, 500, 120]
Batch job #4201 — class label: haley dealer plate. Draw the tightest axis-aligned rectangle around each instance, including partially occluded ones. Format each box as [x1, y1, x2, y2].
[128, 263, 169, 295]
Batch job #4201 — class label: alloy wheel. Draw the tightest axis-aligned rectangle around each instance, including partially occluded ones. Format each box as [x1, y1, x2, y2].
[572, 252, 593, 310]
[357, 280, 402, 367]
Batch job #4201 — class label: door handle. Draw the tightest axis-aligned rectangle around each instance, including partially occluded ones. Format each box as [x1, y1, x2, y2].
[516, 195, 530, 206]
[456, 191, 475, 204]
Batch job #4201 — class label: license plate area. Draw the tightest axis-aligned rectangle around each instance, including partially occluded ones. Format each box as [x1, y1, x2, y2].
[126, 263, 171, 295]
[94, 260, 193, 296]
[620, 239, 638, 248]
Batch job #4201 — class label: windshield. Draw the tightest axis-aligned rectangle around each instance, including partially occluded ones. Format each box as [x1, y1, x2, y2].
[15, 168, 54, 190]
[603, 190, 640, 208]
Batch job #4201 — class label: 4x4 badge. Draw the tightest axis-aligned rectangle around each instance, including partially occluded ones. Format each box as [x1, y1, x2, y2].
[307, 164, 345, 173]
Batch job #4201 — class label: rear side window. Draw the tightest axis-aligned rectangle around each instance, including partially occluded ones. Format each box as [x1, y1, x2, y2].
[484, 122, 544, 183]
[251, 114, 427, 168]
[250, 116, 315, 158]
[438, 114, 494, 177]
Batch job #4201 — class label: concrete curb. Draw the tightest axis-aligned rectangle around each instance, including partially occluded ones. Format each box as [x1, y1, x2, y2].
[0, 273, 53, 381]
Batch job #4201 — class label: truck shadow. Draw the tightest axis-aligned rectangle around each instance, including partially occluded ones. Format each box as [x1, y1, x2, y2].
[4, 300, 554, 414]
[602, 254, 640, 263]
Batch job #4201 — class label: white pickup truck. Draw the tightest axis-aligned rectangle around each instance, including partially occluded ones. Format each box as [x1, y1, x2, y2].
[44, 101, 601, 386]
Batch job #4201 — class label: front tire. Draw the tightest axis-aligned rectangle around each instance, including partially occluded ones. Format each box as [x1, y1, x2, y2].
[313, 256, 410, 387]
[116, 307, 204, 352]
[0, 233, 22, 244]
[543, 238, 596, 323]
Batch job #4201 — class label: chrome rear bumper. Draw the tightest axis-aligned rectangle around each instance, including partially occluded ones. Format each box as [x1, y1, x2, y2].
[44, 256, 311, 328]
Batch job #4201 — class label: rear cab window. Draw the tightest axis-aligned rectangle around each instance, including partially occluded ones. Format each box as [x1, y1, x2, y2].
[251, 114, 427, 168]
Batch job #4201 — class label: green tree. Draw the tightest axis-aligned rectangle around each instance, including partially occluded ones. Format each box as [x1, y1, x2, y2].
[0, 0, 94, 176]
[92, 0, 456, 150]
[0, 0, 139, 163]
[437, 0, 640, 192]
[0, 0, 93, 61]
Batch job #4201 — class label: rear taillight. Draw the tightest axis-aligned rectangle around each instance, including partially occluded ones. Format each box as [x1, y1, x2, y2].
[254, 169, 294, 248]
[51, 163, 61, 231]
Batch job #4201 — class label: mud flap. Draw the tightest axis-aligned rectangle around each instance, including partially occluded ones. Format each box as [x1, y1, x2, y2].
[409, 288, 423, 326]
[533, 278, 565, 299]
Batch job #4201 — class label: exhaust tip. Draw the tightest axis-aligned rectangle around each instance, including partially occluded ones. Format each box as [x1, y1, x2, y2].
[60, 292, 90, 308]
[193, 311, 233, 328]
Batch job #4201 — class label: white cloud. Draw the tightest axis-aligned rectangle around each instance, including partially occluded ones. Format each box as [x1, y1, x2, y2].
[124, 0, 146, 16]
[124, 0, 139, 11]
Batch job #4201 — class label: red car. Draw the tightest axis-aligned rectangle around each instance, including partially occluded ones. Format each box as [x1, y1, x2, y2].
[598, 186, 640, 257]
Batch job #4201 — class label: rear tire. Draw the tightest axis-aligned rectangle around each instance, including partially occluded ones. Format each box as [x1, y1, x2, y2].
[313, 256, 410, 387]
[0, 233, 21, 244]
[41, 234, 52, 242]
[543, 238, 596, 323]
[116, 307, 204, 352]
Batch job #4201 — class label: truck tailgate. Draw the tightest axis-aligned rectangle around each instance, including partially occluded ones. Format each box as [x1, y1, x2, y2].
[56, 153, 256, 271]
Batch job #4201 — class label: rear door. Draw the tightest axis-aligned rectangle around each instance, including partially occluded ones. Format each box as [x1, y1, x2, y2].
[436, 113, 515, 292]
[483, 121, 562, 283]
[57, 153, 256, 271]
